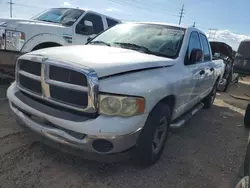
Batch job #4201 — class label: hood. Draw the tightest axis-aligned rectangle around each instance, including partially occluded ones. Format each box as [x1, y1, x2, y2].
[210, 41, 233, 59]
[0, 18, 63, 30]
[29, 45, 174, 78]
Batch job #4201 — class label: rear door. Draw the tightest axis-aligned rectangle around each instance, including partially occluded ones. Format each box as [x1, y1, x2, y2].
[199, 33, 214, 99]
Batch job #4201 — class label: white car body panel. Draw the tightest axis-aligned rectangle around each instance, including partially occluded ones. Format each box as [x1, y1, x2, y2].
[28, 45, 175, 77]
[0, 9, 121, 53]
[7, 22, 225, 156]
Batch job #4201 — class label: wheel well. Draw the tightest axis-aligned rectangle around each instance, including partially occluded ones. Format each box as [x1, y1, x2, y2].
[215, 76, 221, 85]
[157, 95, 176, 116]
[32, 42, 62, 51]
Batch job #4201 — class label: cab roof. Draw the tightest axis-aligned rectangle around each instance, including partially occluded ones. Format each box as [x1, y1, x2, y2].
[56, 7, 121, 22]
[121, 21, 205, 34]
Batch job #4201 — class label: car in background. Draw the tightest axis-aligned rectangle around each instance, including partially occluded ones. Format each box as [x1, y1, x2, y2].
[0, 7, 121, 76]
[210, 41, 238, 92]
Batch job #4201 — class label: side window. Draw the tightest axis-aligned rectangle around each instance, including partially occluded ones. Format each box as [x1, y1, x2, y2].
[106, 18, 119, 27]
[185, 32, 202, 65]
[77, 13, 104, 34]
[200, 34, 211, 61]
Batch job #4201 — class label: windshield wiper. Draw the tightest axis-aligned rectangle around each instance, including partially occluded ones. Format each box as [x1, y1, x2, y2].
[114, 42, 151, 52]
[39, 19, 58, 24]
[114, 42, 171, 58]
[89, 41, 111, 46]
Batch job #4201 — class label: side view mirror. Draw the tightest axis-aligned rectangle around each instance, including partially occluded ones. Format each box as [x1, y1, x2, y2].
[84, 20, 93, 28]
[190, 49, 203, 63]
[76, 20, 94, 35]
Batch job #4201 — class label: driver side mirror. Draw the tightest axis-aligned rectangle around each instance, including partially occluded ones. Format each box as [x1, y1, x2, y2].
[190, 49, 203, 64]
[76, 20, 94, 35]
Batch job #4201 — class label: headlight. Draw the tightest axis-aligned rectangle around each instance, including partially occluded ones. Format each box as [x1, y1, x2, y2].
[99, 94, 145, 117]
[5, 30, 25, 51]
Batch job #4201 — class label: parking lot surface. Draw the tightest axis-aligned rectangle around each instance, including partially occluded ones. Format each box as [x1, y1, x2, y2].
[0, 81, 249, 188]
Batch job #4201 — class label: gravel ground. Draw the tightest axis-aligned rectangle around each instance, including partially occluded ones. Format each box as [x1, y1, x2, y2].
[0, 81, 249, 188]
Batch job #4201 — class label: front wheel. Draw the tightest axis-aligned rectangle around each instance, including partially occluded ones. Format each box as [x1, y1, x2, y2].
[135, 103, 171, 167]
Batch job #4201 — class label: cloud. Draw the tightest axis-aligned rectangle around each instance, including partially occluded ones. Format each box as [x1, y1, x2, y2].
[207, 30, 250, 50]
[105, 8, 122, 12]
[63, 2, 71, 6]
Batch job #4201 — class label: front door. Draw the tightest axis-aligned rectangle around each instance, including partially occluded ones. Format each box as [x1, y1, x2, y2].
[72, 13, 105, 45]
[183, 31, 205, 110]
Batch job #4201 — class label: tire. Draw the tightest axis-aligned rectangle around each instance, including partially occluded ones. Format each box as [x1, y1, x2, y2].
[223, 72, 232, 92]
[203, 80, 218, 109]
[244, 103, 250, 127]
[232, 74, 240, 84]
[135, 103, 171, 167]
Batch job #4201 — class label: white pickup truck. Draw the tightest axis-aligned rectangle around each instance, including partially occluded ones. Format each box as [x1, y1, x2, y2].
[7, 22, 225, 166]
[0, 7, 120, 74]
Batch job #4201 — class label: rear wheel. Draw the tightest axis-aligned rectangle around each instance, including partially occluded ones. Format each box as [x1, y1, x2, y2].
[135, 103, 171, 167]
[203, 80, 218, 109]
[223, 71, 232, 92]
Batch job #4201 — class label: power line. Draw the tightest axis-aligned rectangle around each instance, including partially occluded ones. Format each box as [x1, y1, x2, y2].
[13, 3, 46, 10]
[108, 0, 179, 19]
[208, 28, 218, 40]
[6, 0, 46, 17]
[125, 0, 180, 14]
[178, 4, 184, 25]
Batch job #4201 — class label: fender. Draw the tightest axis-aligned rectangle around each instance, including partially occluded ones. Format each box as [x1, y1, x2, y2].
[21, 33, 67, 53]
[99, 67, 179, 114]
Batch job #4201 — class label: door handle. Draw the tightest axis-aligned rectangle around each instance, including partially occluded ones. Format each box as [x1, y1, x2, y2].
[210, 68, 214, 71]
[200, 70, 205, 75]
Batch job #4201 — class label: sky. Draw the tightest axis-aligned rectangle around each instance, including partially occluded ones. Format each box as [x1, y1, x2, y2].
[0, 0, 249, 50]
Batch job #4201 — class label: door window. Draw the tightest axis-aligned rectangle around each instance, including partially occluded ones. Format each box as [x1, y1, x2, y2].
[185, 31, 202, 65]
[200, 34, 211, 61]
[106, 18, 119, 27]
[76, 13, 104, 34]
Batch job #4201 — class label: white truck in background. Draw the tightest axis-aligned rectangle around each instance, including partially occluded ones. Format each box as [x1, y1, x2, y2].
[7, 22, 225, 166]
[0, 8, 120, 76]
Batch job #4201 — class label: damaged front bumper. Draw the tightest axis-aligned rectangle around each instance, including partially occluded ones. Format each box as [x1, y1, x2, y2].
[7, 83, 148, 162]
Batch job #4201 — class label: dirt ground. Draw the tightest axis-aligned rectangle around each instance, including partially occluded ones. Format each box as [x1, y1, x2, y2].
[0, 80, 250, 188]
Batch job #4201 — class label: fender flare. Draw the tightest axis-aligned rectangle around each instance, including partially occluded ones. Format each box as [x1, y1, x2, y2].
[21, 33, 66, 53]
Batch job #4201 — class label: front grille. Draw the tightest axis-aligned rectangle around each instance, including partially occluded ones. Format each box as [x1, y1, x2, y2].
[19, 59, 41, 76]
[50, 85, 88, 106]
[16, 58, 95, 112]
[19, 74, 42, 94]
[50, 66, 87, 87]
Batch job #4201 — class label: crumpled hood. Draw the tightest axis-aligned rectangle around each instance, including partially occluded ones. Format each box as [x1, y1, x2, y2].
[210, 41, 233, 59]
[29, 45, 175, 78]
[0, 18, 63, 30]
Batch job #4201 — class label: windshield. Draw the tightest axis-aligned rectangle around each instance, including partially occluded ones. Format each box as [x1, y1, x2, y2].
[33, 8, 84, 26]
[89, 23, 185, 58]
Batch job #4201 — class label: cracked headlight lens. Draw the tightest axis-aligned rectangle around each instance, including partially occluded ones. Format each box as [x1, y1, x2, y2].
[99, 94, 145, 117]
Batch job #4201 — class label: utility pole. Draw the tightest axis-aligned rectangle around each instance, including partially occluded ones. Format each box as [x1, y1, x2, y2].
[7, 0, 13, 18]
[178, 4, 184, 25]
